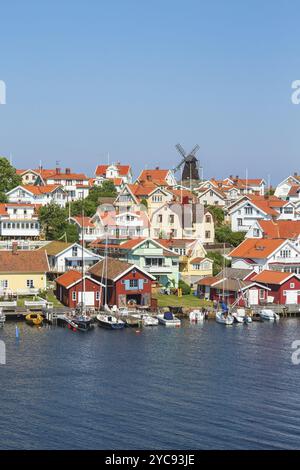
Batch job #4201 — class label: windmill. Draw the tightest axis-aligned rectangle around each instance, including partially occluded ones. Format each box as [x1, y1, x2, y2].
[173, 144, 201, 182]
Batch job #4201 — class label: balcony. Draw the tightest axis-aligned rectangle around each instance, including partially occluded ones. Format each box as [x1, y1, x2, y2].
[144, 265, 173, 273]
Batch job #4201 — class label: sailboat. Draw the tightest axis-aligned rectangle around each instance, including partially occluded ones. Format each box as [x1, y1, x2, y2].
[215, 244, 234, 325]
[71, 202, 93, 332]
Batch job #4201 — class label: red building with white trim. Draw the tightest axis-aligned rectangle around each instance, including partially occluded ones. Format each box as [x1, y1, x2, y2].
[55, 270, 104, 308]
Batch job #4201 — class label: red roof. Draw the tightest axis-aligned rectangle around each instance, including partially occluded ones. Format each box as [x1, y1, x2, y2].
[258, 220, 300, 239]
[95, 165, 131, 177]
[19, 185, 62, 195]
[137, 169, 170, 185]
[229, 238, 286, 259]
[0, 250, 49, 273]
[55, 270, 82, 288]
[251, 270, 298, 285]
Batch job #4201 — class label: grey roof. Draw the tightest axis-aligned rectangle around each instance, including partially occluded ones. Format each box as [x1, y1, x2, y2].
[216, 268, 252, 280]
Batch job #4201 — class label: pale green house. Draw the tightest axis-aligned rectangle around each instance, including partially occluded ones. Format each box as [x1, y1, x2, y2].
[118, 238, 180, 287]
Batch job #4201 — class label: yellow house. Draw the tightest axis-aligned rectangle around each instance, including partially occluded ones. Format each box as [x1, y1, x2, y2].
[158, 239, 213, 288]
[0, 248, 49, 295]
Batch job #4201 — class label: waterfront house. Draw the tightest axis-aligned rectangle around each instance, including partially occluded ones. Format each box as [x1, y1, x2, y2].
[0, 203, 41, 240]
[197, 268, 270, 306]
[0, 247, 49, 296]
[116, 237, 180, 288]
[89, 257, 155, 308]
[42, 241, 101, 274]
[6, 184, 67, 207]
[245, 270, 300, 305]
[229, 238, 300, 274]
[55, 270, 104, 308]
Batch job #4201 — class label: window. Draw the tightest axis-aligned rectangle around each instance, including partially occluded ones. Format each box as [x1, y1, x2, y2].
[205, 231, 211, 239]
[280, 249, 291, 258]
[259, 289, 265, 300]
[96, 291, 100, 301]
[157, 214, 163, 223]
[129, 279, 138, 288]
[169, 215, 174, 224]
[26, 279, 34, 288]
[72, 246, 78, 257]
[290, 283, 295, 288]
[237, 219, 243, 226]
[0, 280, 8, 288]
[205, 215, 211, 223]
[72, 291, 76, 301]
[253, 228, 260, 237]
[245, 206, 253, 215]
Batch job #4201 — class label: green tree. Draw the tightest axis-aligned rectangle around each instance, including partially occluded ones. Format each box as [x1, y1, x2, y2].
[65, 223, 79, 243]
[0, 157, 22, 200]
[68, 198, 96, 217]
[215, 225, 246, 247]
[206, 205, 225, 226]
[39, 203, 68, 240]
[178, 279, 191, 295]
[206, 251, 231, 276]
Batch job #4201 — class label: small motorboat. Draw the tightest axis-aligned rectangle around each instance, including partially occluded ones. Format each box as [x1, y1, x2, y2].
[189, 310, 205, 322]
[259, 309, 280, 322]
[96, 313, 125, 329]
[117, 307, 129, 316]
[131, 313, 159, 326]
[157, 312, 181, 327]
[216, 311, 234, 325]
[232, 308, 251, 324]
[72, 314, 94, 331]
[25, 312, 43, 326]
[123, 315, 140, 327]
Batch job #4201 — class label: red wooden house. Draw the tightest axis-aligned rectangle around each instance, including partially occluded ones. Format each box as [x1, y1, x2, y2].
[88, 257, 155, 308]
[197, 268, 270, 306]
[55, 270, 104, 308]
[246, 270, 300, 305]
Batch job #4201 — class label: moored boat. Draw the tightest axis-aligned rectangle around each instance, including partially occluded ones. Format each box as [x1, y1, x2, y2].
[96, 313, 125, 329]
[157, 312, 181, 327]
[215, 311, 234, 325]
[189, 310, 205, 322]
[25, 312, 43, 326]
[259, 309, 280, 321]
[131, 313, 159, 326]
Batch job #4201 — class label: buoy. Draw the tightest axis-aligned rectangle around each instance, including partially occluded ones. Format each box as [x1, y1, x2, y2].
[73, 328, 77, 332]
[135, 330, 141, 334]
[68, 324, 71, 329]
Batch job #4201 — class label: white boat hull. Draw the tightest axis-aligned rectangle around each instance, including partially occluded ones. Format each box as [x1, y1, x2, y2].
[259, 309, 280, 321]
[189, 310, 205, 322]
[157, 314, 181, 327]
[216, 312, 234, 325]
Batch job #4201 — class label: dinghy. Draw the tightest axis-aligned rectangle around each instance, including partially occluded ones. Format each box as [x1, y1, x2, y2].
[189, 310, 205, 322]
[259, 309, 280, 321]
[157, 312, 181, 327]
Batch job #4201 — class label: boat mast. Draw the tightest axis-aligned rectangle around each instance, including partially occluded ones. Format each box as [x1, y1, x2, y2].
[81, 194, 85, 315]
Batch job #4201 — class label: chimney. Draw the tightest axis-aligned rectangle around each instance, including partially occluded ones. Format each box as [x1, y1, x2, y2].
[229, 175, 233, 179]
[65, 168, 71, 175]
[155, 166, 159, 170]
[294, 172, 298, 177]
[12, 241, 18, 255]
[56, 167, 61, 174]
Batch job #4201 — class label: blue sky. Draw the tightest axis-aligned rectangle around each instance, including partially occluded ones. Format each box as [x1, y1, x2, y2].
[0, 0, 300, 184]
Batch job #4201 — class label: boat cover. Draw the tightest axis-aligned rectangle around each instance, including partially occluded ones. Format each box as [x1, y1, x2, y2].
[164, 312, 174, 320]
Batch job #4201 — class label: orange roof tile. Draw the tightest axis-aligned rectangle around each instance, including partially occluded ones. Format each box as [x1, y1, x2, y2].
[95, 165, 131, 177]
[20, 184, 62, 195]
[258, 220, 300, 239]
[55, 270, 82, 287]
[229, 238, 286, 259]
[251, 270, 298, 285]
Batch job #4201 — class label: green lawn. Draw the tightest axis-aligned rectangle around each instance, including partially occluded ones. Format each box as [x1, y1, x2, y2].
[153, 293, 212, 308]
[16, 291, 63, 308]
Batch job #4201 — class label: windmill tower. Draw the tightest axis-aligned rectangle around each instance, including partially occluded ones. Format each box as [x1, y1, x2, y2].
[173, 144, 201, 187]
